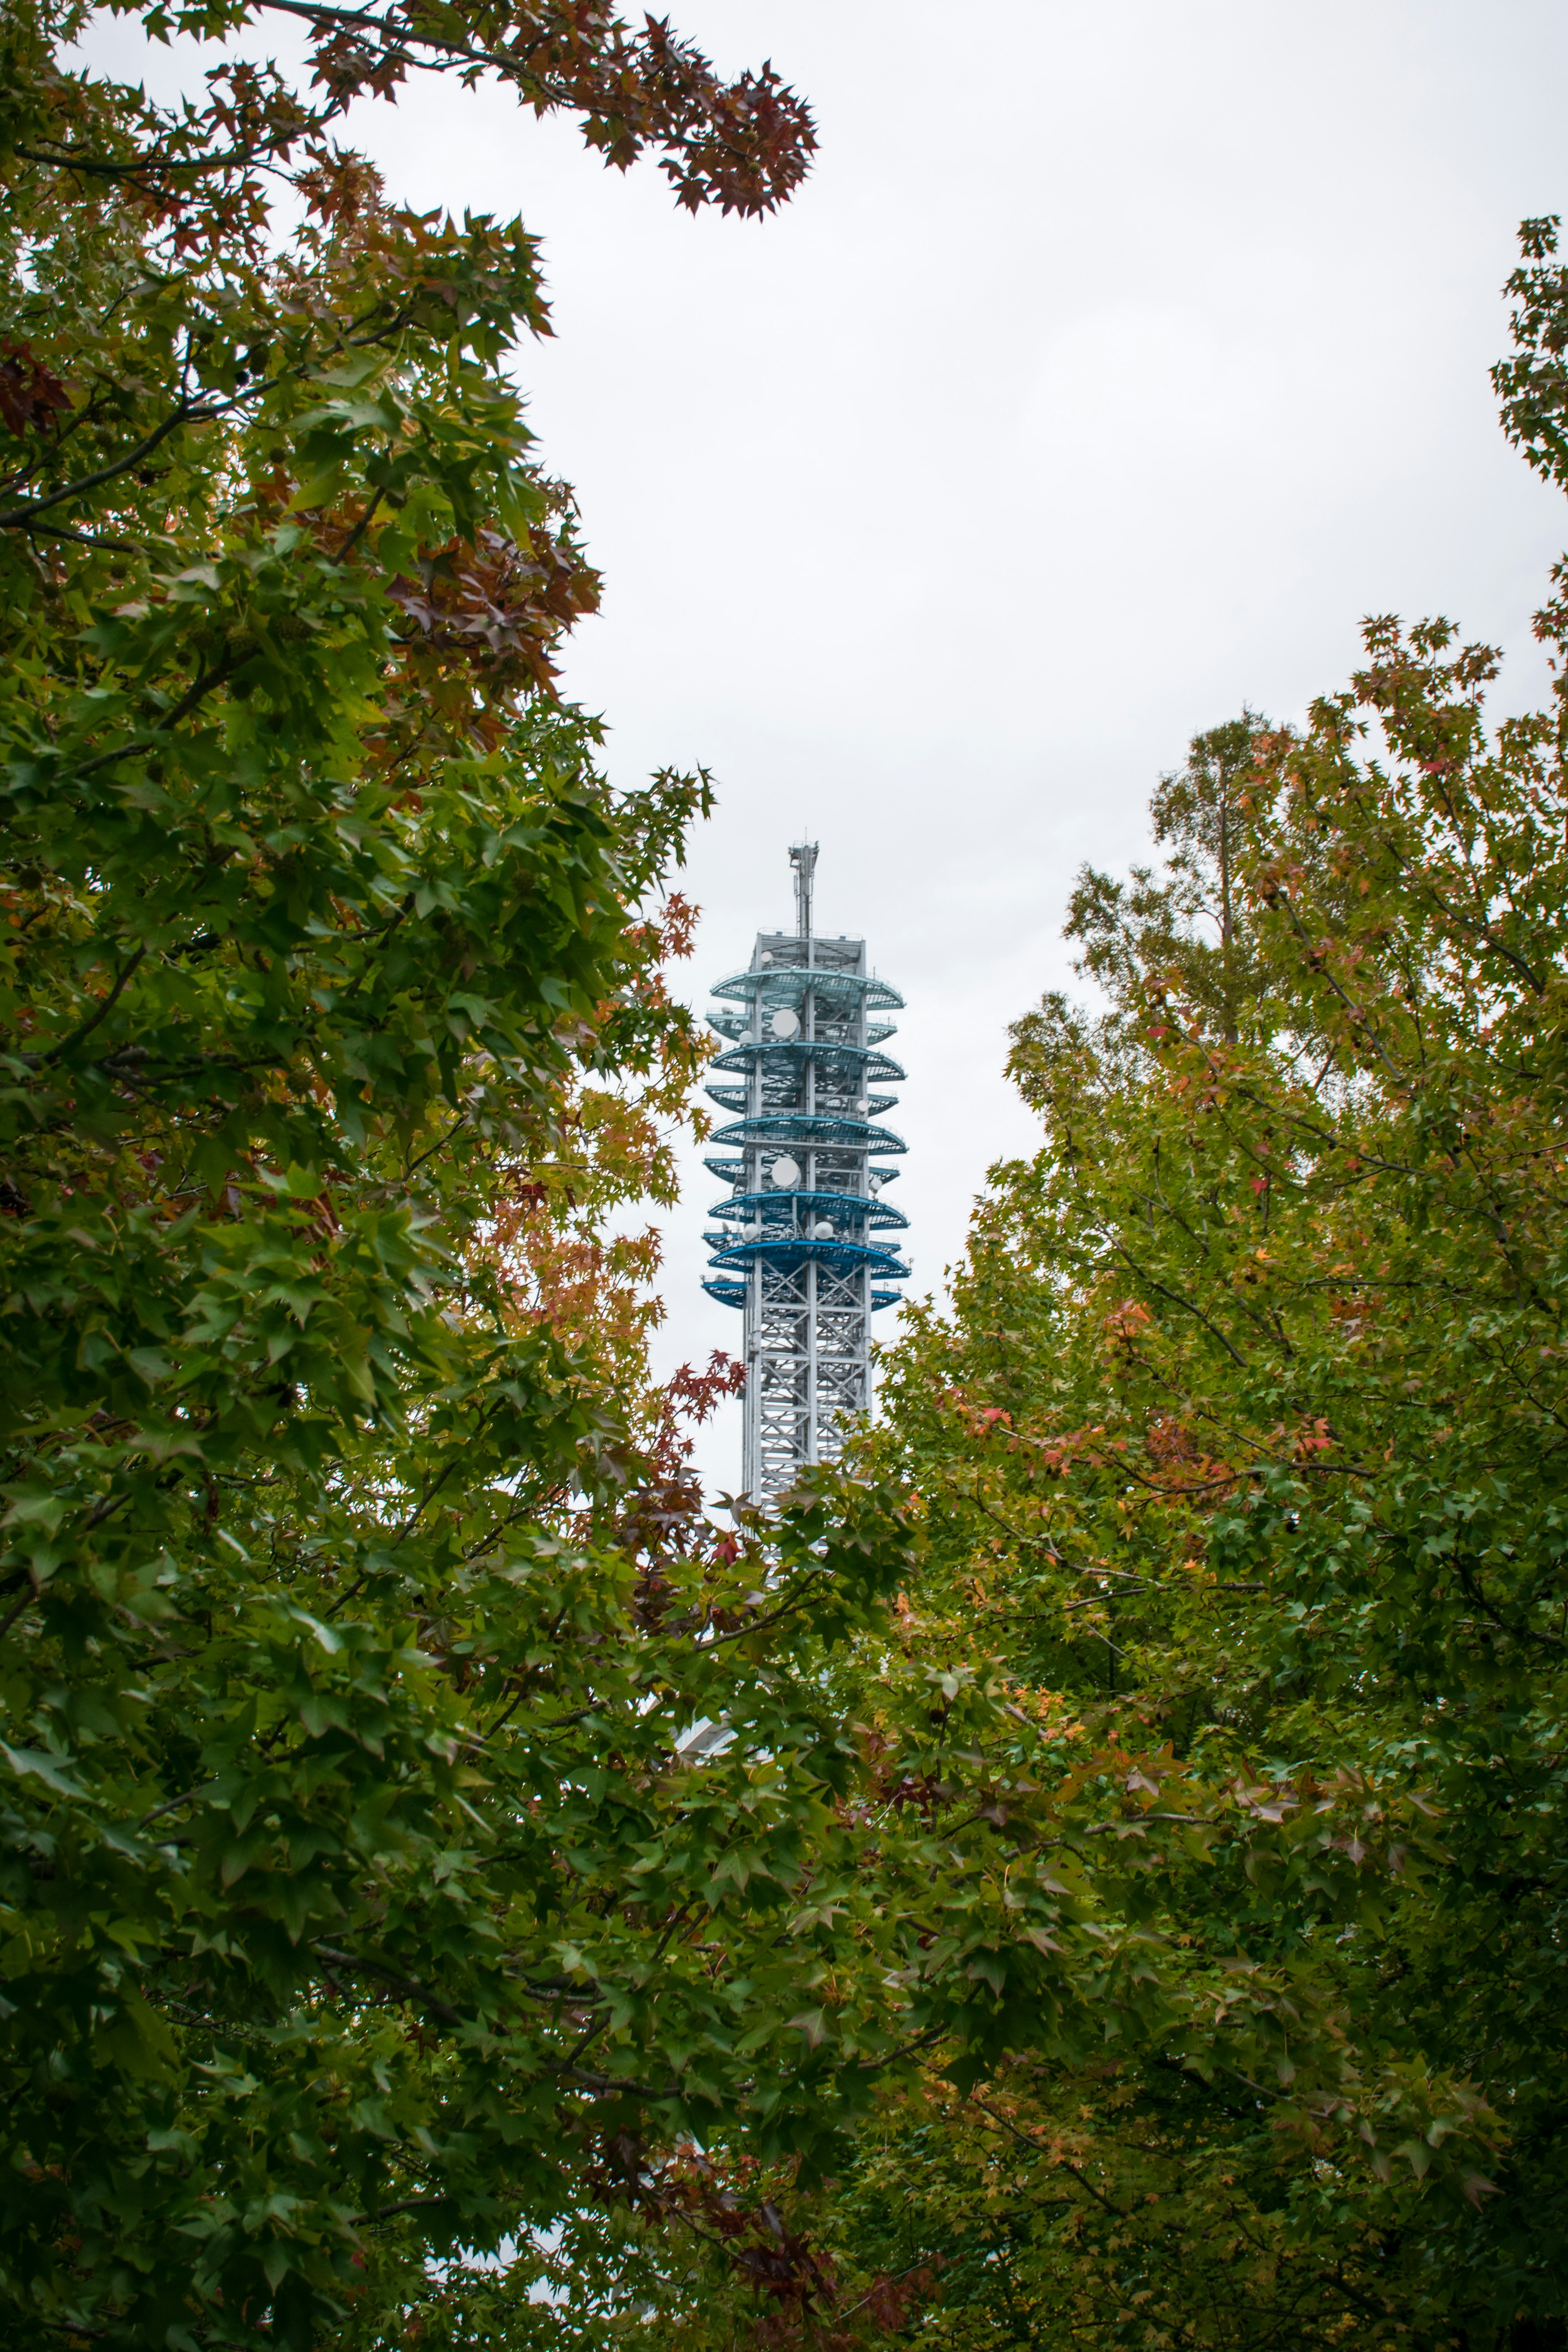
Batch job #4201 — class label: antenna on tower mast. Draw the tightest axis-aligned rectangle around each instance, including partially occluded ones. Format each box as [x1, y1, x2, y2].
[789, 839, 817, 940]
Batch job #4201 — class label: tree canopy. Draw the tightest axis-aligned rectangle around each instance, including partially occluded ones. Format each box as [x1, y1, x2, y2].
[518, 223, 1568, 2352]
[0, 7, 920, 2345]
[788, 219, 1568, 2352]
[10, 2, 1568, 2343]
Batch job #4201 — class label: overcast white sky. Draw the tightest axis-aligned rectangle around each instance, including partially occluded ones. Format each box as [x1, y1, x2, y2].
[85, 1, 1568, 1491]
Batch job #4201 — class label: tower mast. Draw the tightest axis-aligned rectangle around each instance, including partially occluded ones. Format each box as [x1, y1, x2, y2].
[701, 845, 910, 1501]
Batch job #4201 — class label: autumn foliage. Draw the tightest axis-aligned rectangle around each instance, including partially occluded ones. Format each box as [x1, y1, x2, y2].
[10, 0, 1568, 2345]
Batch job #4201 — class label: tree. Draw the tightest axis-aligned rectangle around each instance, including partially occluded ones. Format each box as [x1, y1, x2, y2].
[616, 221, 1568, 2351]
[0, 7, 954, 2346]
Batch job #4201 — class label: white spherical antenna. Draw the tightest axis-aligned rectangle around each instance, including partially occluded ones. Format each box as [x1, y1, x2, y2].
[812, 1219, 835, 1239]
[867, 1172, 883, 1194]
[770, 1007, 800, 1040]
[758, 951, 773, 966]
[769, 1154, 801, 1189]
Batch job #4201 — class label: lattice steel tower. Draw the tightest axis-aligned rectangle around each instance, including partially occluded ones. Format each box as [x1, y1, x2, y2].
[702, 843, 910, 1501]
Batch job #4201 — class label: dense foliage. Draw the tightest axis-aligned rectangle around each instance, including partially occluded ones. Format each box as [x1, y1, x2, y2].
[788, 223, 1568, 2352]
[12, 3, 1568, 2343]
[518, 225, 1568, 2352]
[0, 7, 929, 2346]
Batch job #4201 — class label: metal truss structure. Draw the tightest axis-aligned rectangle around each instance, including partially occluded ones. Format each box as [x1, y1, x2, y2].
[702, 842, 910, 1503]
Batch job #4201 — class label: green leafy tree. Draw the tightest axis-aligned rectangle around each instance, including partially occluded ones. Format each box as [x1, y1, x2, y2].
[557, 221, 1568, 2352]
[0, 7, 957, 2347]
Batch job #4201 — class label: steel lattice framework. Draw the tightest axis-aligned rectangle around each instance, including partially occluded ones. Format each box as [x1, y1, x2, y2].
[702, 843, 910, 1502]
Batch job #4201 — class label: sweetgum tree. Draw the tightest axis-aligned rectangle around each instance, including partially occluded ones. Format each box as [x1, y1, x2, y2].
[574, 225, 1568, 2352]
[0, 7, 950, 2346]
[400, 699, 1544, 2345]
[768, 221, 1568, 2352]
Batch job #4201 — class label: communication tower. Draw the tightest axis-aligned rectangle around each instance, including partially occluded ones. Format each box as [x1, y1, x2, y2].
[702, 843, 910, 1501]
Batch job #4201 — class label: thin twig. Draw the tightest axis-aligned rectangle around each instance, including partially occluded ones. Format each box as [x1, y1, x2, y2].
[350, 2194, 453, 2226]
[312, 1944, 464, 2025]
[967, 2094, 1127, 2218]
[136, 1780, 219, 1831]
[33, 946, 147, 1068]
[0, 400, 207, 529]
[0, 1581, 38, 1644]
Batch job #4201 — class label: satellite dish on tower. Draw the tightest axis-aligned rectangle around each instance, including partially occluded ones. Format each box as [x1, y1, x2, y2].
[770, 1007, 800, 1040]
[769, 1155, 801, 1189]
